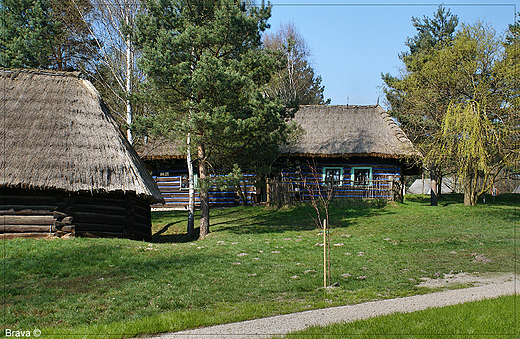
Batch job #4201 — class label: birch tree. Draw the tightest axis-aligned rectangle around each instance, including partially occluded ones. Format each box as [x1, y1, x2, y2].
[263, 22, 329, 106]
[73, 0, 141, 144]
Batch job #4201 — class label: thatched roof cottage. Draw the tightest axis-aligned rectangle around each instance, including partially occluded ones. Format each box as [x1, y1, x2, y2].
[137, 104, 420, 207]
[273, 105, 421, 202]
[282, 105, 420, 159]
[1, 68, 164, 239]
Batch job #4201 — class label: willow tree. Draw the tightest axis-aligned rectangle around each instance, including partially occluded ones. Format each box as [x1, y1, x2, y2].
[422, 23, 516, 205]
[441, 101, 509, 205]
[382, 5, 459, 205]
[135, 0, 287, 238]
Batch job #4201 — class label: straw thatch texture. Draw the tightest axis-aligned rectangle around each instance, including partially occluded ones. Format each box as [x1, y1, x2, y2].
[137, 138, 185, 160]
[283, 105, 420, 159]
[0, 68, 163, 204]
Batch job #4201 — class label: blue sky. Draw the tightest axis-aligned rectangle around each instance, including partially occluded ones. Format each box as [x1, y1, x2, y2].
[266, 1, 518, 107]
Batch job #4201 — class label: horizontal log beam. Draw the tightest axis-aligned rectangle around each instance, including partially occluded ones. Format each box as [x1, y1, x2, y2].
[1, 208, 54, 215]
[0, 195, 56, 204]
[0, 225, 55, 233]
[0, 233, 51, 239]
[74, 196, 126, 208]
[74, 212, 125, 225]
[74, 203, 126, 215]
[74, 223, 124, 233]
[132, 213, 150, 226]
[0, 215, 55, 225]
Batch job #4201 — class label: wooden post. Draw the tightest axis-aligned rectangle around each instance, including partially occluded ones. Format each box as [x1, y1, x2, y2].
[389, 176, 394, 201]
[323, 219, 327, 288]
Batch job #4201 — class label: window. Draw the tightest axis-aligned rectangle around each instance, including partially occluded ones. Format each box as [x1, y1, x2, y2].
[180, 174, 198, 190]
[180, 174, 188, 189]
[351, 167, 372, 187]
[322, 167, 343, 187]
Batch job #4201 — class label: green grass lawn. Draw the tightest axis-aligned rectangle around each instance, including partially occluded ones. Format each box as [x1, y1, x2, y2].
[1, 194, 518, 338]
[278, 295, 519, 338]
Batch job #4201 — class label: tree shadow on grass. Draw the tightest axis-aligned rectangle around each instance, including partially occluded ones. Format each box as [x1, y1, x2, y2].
[152, 228, 200, 243]
[405, 193, 520, 207]
[152, 219, 201, 243]
[211, 200, 396, 235]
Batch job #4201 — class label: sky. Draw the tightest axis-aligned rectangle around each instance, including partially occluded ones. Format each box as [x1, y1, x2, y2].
[265, 1, 518, 107]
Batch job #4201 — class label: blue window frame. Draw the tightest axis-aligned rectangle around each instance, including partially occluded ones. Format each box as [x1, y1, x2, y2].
[322, 167, 343, 187]
[351, 167, 372, 187]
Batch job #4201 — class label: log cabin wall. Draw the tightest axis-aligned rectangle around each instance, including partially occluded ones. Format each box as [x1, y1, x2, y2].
[147, 160, 257, 209]
[0, 188, 151, 240]
[269, 157, 404, 204]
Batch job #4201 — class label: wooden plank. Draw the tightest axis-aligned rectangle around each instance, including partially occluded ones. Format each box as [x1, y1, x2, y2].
[157, 187, 184, 193]
[0, 233, 51, 239]
[132, 202, 150, 217]
[74, 195, 126, 208]
[154, 177, 181, 183]
[1, 208, 54, 215]
[0, 225, 55, 233]
[0, 194, 56, 204]
[0, 215, 54, 225]
[74, 212, 125, 225]
[76, 231, 125, 238]
[74, 203, 126, 215]
[133, 213, 150, 226]
[75, 223, 124, 233]
[132, 222, 151, 233]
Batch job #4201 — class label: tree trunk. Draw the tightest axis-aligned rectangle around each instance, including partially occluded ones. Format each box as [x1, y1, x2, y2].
[125, 13, 133, 145]
[198, 144, 210, 239]
[430, 166, 438, 206]
[186, 133, 195, 239]
[437, 174, 443, 198]
[463, 175, 478, 206]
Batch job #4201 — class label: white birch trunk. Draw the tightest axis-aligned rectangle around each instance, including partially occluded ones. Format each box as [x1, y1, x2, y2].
[187, 132, 195, 238]
[125, 13, 133, 144]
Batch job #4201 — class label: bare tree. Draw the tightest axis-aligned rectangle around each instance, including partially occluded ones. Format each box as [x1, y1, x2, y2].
[263, 22, 329, 106]
[73, 0, 140, 144]
[301, 160, 333, 288]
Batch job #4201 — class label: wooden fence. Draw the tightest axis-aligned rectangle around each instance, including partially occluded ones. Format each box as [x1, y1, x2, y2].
[267, 177, 403, 207]
[151, 173, 258, 209]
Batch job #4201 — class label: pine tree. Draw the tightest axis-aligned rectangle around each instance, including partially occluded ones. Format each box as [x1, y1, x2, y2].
[135, 0, 288, 238]
[0, 0, 60, 68]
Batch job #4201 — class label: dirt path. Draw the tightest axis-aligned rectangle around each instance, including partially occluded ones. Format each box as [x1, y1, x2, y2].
[145, 273, 517, 339]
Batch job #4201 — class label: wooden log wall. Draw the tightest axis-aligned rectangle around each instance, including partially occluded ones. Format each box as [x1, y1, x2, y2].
[0, 188, 151, 240]
[152, 170, 257, 209]
[273, 162, 403, 204]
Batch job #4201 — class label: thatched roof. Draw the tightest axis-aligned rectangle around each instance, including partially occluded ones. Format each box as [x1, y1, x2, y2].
[136, 105, 420, 161]
[283, 105, 421, 159]
[0, 68, 164, 203]
[137, 138, 185, 161]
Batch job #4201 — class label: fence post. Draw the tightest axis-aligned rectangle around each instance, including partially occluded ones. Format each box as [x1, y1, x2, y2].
[389, 176, 394, 201]
[323, 219, 327, 288]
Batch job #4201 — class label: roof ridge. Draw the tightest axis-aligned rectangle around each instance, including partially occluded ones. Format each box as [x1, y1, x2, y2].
[0, 67, 82, 78]
[299, 104, 380, 109]
[379, 110, 413, 144]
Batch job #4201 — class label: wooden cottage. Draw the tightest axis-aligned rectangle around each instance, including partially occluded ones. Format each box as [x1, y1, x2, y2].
[273, 105, 421, 203]
[138, 105, 420, 208]
[0, 68, 164, 240]
[138, 140, 258, 208]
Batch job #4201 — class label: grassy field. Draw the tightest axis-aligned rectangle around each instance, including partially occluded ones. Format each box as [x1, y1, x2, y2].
[278, 295, 519, 338]
[1, 194, 518, 338]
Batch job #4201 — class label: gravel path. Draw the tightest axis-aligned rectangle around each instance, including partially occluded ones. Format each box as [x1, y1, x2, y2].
[147, 275, 518, 339]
